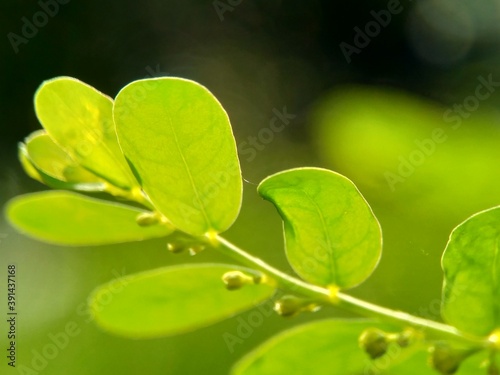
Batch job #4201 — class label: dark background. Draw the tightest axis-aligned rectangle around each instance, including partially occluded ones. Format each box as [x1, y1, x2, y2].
[2, 1, 500, 374]
[5, 0, 499, 144]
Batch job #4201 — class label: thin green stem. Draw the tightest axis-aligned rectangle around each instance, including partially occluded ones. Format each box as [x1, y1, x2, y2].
[215, 235, 331, 301]
[214, 235, 487, 348]
[337, 293, 483, 345]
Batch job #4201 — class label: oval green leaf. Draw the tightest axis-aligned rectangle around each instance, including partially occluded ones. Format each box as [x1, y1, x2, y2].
[231, 320, 425, 375]
[20, 130, 107, 192]
[113, 78, 242, 236]
[34, 77, 138, 190]
[258, 167, 382, 288]
[442, 206, 500, 336]
[90, 264, 274, 338]
[5, 191, 172, 246]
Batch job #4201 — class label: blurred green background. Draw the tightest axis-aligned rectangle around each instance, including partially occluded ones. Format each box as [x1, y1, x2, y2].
[2, 0, 500, 374]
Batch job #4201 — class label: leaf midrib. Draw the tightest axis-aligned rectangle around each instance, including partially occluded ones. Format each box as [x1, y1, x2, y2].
[302, 189, 337, 286]
[167, 115, 211, 232]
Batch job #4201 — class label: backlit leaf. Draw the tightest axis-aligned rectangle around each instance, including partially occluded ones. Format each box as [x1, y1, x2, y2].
[20, 130, 107, 192]
[114, 78, 242, 236]
[6, 191, 172, 246]
[442, 206, 500, 336]
[34, 77, 137, 190]
[258, 167, 382, 288]
[90, 264, 274, 338]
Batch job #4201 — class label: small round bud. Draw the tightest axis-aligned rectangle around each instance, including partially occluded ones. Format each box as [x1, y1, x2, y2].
[167, 242, 184, 253]
[396, 334, 410, 348]
[392, 328, 415, 348]
[222, 271, 255, 290]
[136, 212, 160, 226]
[274, 296, 302, 317]
[188, 245, 205, 256]
[273, 295, 320, 317]
[429, 343, 463, 375]
[166, 231, 208, 255]
[359, 328, 388, 359]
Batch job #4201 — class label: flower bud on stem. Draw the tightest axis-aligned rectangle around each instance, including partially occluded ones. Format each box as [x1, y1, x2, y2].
[273, 295, 321, 317]
[222, 270, 261, 290]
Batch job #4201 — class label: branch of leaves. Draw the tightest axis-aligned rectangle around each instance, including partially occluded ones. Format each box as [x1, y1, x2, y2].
[5, 76, 500, 374]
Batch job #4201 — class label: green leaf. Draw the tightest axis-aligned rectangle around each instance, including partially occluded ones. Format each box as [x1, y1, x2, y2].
[20, 130, 107, 192]
[442, 206, 500, 336]
[90, 264, 274, 338]
[34, 77, 138, 190]
[231, 320, 420, 375]
[5, 191, 172, 246]
[113, 78, 242, 236]
[18, 141, 44, 183]
[258, 167, 382, 288]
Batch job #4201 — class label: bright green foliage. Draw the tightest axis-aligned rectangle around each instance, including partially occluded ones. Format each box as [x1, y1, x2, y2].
[442, 206, 500, 336]
[19, 130, 107, 192]
[90, 264, 274, 338]
[114, 78, 242, 236]
[6, 76, 499, 375]
[258, 168, 382, 288]
[6, 191, 172, 246]
[35, 77, 138, 190]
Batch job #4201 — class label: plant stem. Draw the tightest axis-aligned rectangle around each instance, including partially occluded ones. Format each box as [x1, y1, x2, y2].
[215, 235, 331, 300]
[214, 235, 487, 348]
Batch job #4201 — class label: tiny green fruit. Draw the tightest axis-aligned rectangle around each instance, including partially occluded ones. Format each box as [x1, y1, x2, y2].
[222, 270, 257, 290]
[358, 328, 388, 359]
[273, 295, 320, 317]
[428, 342, 464, 375]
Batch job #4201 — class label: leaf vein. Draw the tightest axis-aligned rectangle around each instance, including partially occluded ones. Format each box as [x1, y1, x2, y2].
[167, 115, 211, 231]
